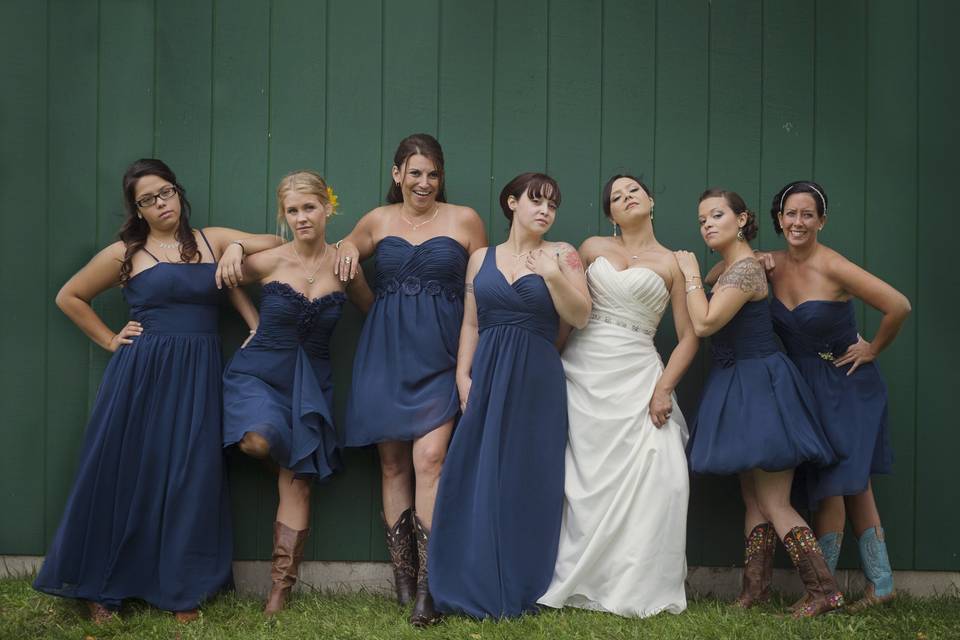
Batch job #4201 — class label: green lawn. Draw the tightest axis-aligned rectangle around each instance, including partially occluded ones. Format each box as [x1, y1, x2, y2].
[2, 576, 957, 639]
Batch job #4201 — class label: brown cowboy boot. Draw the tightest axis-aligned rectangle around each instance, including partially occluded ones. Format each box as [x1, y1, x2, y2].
[733, 522, 777, 608]
[783, 526, 845, 617]
[86, 601, 117, 624]
[787, 531, 842, 613]
[409, 512, 441, 627]
[264, 521, 310, 616]
[383, 508, 418, 606]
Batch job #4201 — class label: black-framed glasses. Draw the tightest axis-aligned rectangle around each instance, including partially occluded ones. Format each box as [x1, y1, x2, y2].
[136, 185, 178, 208]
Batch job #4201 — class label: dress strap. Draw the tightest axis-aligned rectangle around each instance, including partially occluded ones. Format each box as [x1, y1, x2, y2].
[196, 228, 217, 259]
[141, 247, 161, 263]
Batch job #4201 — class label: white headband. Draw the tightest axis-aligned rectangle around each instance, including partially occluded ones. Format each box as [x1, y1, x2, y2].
[779, 183, 827, 214]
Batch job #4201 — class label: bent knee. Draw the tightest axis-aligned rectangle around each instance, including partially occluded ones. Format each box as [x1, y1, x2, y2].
[238, 432, 271, 459]
[413, 446, 447, 477]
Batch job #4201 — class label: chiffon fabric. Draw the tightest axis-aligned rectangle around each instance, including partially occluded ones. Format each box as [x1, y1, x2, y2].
[771, 298, 892, 508]
[34, 241, 232, 611]
[344, 236, 466, 446]
[223, 281, 345, 480]
[687, 299, 837, 475]
[430, 247, 567, 619]
[538, 258, 689, 617]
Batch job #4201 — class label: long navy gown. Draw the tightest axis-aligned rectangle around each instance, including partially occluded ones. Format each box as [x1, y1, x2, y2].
[223, 282, 345, 480]
[344, 236, 466, 445]
[34, 234, 233, 612]
[429, 246, 567, 619]
[687, 299, 837, 475]
[771, 298, 892, 508]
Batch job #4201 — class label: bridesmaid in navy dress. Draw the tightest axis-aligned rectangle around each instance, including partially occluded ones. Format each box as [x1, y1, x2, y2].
[765, 181, 910, 611]
[34, 159, 279, 623]
[334, 134, 486, 625]
[222, 171, 373, 615]
[429, 173, 592, 619]
[675, 188, 843, 617]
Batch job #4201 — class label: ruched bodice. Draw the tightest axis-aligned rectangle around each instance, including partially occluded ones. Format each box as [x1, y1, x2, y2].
[475, 251, 559, 343]
[585, 258, 669, 336]
[345, 235, 467, 446]
[373, 235, 466, 300]
[709, 299, 781, 366]
[124, 263, 221, 334]
[224, 281, 345, 480]
[246, 282, 345, 358]
[771, 298, 858, 361]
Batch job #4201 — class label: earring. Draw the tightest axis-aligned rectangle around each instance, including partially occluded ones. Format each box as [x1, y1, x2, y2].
[818, 225, 823, 231]
[650, 212, 654, 222]
[737, 228, 745, 241]
[395, 181, 400, 188]
[612, 222, 620, 237]
[137, 213, 143, 220]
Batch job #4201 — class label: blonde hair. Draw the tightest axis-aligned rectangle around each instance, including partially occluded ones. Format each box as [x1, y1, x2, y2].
[275, 170, 338, 239]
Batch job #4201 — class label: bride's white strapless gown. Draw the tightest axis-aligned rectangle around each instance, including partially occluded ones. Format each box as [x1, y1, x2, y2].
[537, 257, 690, 618]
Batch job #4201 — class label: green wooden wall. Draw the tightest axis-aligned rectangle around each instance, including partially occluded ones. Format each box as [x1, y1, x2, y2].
[2, 0, 956, 571]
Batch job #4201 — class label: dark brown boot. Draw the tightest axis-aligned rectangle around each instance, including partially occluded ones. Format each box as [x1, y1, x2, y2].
[409, 512, 441, 627]
[383, 508, 418, 606]
[264, 521, 310, 616]
[733, 522, 777, 608]
[783, 526, 845, 617]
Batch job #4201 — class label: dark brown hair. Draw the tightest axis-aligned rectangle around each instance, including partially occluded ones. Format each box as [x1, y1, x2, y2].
[601, 174, 652, 219]
[698, 188, 758, 241]
[769, 180, 828, 234]
[386, 133, 447, 204]
[498, 173, 561, 224]
[119, 159, 198, 284]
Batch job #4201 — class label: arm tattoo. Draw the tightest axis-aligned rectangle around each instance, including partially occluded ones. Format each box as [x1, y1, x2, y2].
[561, 246, 584, 272]
[715, 258, 767, 295]
[464, 282, 474, 294]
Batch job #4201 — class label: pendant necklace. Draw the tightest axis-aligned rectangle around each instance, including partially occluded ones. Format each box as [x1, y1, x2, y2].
[400, 205, 440, 231]
[291, 243, 327, 284]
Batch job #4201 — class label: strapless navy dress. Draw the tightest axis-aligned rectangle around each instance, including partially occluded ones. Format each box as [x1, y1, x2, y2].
[771, 298, 892, 507]
[223, 281, 345, 480]
[429, 247, 567, 619]
[687, 299, 836, 475]
[35, 236, 232, 612]
[344, 236, 466, 446]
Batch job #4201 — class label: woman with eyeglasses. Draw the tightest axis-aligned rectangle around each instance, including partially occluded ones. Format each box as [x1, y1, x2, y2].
[33, 158, 279, 624]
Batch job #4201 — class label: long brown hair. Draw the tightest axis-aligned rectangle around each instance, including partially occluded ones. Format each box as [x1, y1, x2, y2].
[118, 159, 199, 284]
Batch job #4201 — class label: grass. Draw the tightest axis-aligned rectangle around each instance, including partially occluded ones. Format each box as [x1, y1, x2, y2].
[2, 576, 958, 640]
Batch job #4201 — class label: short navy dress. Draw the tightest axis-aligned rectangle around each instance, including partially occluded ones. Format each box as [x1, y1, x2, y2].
[771, 298, 892, 507]
[429, 247, 567, 619]
[344, 236, 466, 446]
[687, 299, 836, 475]
[223, 281, 345, 480]
[34, 234, 233, 612]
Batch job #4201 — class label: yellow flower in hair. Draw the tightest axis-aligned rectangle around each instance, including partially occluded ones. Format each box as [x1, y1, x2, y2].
[326, 186, 339, 213]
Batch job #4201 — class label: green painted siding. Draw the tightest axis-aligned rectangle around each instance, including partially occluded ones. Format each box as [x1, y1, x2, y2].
[1, 0, 956, 570]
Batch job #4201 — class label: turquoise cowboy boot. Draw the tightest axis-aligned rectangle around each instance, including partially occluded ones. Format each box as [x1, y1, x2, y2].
[848, 525, 895, 612]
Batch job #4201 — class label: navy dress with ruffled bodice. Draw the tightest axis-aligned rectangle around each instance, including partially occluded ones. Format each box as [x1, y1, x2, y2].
[223, 281, 345, 480]
[771, 298, 892, 507]
[429, 246, 567, 619]
[344, 235, 467, 446]
[687, 299, 836, 475]
[35, 237, 232, 612]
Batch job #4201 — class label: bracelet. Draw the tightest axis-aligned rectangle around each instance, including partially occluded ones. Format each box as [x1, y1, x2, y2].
[231, 239, 245, 254]
[685, 275, 701, 282]
[335, 239, 343, 250]
[249, 329, 257, 334]
[685, 284, 703, 294]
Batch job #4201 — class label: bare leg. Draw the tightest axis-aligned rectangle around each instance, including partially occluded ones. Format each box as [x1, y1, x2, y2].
[845, 481, 882, 537]
[411, 420, 454, 529]
[239, 432, 271, 459]
[276, 468, 311, 530]
[378, 441, 415, 526]
[814, 495, 847, 537]
[752, 468, 807, 538]
[739, 472, 768, 536]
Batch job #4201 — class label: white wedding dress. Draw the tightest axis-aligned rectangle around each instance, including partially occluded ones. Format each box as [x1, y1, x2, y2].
[538, 256, 690, 618]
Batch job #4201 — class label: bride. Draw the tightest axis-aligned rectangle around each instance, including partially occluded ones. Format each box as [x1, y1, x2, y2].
[538, 175, 698, 617]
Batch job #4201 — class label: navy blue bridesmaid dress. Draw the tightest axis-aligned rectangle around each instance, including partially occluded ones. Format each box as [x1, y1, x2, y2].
[429, 246, 567, 619]
[344, 236, 467, 446]
[771, 298, 892, 507]
[223, 282, 345, 480]
[34, 232, 233, 612]
[687, 299, 836, 475]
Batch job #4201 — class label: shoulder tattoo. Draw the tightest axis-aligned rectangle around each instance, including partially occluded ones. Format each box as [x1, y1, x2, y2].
[716, 258, 767, 295]
[559, 245, 584, 272]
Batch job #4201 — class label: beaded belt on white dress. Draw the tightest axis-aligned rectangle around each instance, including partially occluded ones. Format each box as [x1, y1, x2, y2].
[589, 311, 656, 336]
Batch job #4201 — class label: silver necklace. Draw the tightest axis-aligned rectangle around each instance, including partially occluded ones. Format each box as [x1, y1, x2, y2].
[400, 205, 440, 231]
[153, 238, 180, 250]
[291, 243, 328, 284]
